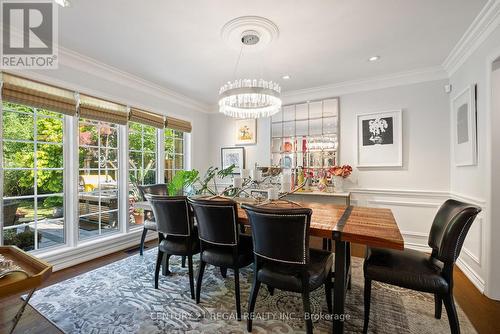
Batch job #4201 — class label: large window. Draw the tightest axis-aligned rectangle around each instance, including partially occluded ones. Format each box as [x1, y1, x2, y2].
[1, 102, 65, 251]
[164, 128, 184, 183]
[0, 75, 192, 254]
[129, 122, 157, 226]
[78, 119, 120, 240]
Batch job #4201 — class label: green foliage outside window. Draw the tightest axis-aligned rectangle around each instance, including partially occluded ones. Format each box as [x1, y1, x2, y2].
[2, 102, 64, 206]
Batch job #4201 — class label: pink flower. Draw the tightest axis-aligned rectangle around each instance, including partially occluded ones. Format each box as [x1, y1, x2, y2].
[79, 131, 92, 145]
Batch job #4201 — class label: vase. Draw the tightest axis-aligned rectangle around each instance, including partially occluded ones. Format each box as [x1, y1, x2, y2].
[333, 176, 344, 193]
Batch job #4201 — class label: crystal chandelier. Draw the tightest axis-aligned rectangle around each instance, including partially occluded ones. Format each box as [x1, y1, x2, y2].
[219, 79, 282, 118]
[219, 28, 282, 119]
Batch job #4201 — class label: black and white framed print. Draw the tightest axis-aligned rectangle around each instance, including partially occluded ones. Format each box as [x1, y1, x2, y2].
[357, 110, 403, 167]
[452, 85, 477, 166]
[221, 147, 245, 174]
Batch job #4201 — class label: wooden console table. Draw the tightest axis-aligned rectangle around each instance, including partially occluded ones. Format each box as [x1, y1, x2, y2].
[0, 246, 52, 334]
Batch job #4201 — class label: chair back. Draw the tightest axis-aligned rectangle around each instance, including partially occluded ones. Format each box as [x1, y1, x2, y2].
[188, 197, 239, 246]
[428, 199, 481, 263]
[242, 204, 312, 265]
[145, 195, 191, 236]
[138, 183, 167, 200]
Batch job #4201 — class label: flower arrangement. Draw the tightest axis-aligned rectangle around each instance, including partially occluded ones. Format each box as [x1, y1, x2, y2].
[330, 165, 353, 179]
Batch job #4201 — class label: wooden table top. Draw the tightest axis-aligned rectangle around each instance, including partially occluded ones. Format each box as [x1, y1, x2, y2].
[135, 199, 404, 251]
[237, 202, 404, 250]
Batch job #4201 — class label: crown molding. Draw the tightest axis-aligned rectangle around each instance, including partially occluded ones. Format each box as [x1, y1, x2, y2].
[281, 66, 448, 104]
[442, 0, 500, 76]
[57, 47, 211, 114]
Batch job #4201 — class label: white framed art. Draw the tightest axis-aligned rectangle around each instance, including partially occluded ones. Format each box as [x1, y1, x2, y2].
[357, 109, 403, 167]
[235, 119, 257, 145]
[452, 85, 477, 166]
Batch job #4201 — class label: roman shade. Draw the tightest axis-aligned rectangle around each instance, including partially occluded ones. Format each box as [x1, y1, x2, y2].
[129, 108, 165, 129]
[1, 73, 77, 116]
[165, 116, 192, 133]
[79, 94, 128, 125]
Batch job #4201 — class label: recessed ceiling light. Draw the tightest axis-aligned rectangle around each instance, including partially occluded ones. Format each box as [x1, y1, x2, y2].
[368, 56, 380, 62]
[282, 75, 291, 80]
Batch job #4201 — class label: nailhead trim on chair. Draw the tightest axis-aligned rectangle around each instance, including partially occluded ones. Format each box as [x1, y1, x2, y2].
[192, 203, 238, 246]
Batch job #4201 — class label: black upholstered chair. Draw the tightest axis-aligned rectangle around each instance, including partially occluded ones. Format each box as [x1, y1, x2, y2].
[137, 184, 167, 256]
[363, 199, 481, 334]
[145, 194, 200, 299]
[188, 197, 253, 320]
[242, 203, 333, 334]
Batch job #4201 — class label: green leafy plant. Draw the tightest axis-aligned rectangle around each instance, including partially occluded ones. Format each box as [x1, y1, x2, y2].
[192, 164, 236, 195]
[167, 170, 200, 196]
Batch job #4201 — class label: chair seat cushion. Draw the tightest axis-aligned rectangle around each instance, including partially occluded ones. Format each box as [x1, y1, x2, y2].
[144, 220, 158, 231]
[364, 247, 449, 294]
[159, 226, 200, 256]
[257, 248, 333, 293]
[201, 234, 253, 268]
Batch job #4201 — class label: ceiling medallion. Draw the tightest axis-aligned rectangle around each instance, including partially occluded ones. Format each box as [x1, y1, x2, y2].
[219, 17, 282, 119]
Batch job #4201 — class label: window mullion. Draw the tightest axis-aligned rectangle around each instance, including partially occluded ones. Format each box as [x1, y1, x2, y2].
[158, 128, 165, 184]
[67, 115, 78, 247]
[33, 109, 38, 250]
[120, 123, 129, 233]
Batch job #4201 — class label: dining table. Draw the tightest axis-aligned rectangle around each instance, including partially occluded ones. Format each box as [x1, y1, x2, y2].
[135, 199, 404, 334]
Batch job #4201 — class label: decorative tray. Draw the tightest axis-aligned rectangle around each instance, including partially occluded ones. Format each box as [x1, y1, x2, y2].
[0, 246, 52, 299]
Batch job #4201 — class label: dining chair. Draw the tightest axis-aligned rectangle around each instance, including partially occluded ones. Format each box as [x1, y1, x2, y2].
[137, 183, 167, 256]
[242, 203, 333, 334]
[363, 199, 481, 334]
[145, 194, 200, 299]
[188, 196, 254, 321]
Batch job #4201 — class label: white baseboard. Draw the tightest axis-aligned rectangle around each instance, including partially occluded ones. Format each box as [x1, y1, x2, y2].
[40, 229, 157, 271]
[456, 257, 486, 293]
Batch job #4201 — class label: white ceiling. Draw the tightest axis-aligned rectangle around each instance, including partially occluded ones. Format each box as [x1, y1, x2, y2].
[57, 0, 487, 105]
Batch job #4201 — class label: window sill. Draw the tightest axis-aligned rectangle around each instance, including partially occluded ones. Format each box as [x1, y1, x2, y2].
[35, 228, 157, 271]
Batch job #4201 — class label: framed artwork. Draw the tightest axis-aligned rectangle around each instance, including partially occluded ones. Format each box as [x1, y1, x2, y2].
[452, 85, 477, 166]
[357, 110, 403, 167]
[235, 119, 257, 145]
[221, 147, 245, 174]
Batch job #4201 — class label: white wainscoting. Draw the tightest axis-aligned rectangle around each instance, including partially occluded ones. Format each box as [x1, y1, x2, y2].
[450, 192, 487, 293]
[35, 187, 487, 294]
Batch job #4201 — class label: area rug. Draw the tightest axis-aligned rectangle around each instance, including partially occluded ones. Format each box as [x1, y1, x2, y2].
[27, 249, 477, 333]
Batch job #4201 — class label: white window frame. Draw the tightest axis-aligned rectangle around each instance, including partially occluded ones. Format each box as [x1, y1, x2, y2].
[0, 103, 66, 251]
[1, 99, 191, 262]
[77, 118, 121, 241]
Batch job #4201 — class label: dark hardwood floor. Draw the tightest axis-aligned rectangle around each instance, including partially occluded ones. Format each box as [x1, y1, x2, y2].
[1, 240, 499, 334]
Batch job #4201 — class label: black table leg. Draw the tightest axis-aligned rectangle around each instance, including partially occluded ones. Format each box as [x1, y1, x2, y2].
[333, 240, 347, 334]
[346, 242, 352, 290]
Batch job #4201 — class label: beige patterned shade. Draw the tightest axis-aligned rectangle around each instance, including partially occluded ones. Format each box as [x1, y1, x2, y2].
[79, 94, 128, 125]
[1, 73, 77, 116]
[165, 116, 192, 133]
[129, 108, 164, 129]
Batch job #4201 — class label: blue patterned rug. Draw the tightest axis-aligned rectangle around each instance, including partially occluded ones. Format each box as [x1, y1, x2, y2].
[27, 248, 476, 333]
